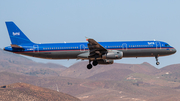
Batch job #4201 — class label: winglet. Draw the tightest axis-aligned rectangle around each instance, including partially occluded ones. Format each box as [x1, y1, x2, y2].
[85, 37, 89, 41]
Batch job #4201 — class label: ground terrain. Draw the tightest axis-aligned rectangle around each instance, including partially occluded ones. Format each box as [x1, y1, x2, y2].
[0, 48, 180, 101]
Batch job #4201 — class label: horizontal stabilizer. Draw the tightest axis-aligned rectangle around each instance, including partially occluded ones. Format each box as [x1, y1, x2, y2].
[11, 44, 24, 49]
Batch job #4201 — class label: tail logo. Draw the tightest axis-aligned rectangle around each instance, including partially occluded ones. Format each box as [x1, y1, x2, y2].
[13, 32, 20, 36]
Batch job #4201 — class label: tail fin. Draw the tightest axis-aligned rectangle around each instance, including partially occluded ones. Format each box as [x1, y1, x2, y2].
[5, 21, 33, 45]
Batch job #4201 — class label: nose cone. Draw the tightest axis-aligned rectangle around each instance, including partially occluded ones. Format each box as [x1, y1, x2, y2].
[172, 48, 177, 54]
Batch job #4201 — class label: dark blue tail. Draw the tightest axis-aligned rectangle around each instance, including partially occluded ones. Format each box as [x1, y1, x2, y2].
[5, 22, 34, 45]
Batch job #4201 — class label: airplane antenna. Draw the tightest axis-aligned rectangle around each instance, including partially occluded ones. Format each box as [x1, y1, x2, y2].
[154, 39, 156, 41]
[56, 84, 59, 92]
[64, 41, 66, 43]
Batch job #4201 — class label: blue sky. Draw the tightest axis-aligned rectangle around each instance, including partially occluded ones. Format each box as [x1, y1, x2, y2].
[0, 1, 179, 68]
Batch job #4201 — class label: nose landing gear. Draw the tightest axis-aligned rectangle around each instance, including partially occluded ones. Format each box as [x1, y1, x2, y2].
[155, 56, 160, 65]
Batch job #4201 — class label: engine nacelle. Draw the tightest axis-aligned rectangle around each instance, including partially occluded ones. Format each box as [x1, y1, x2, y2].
[97, 59, 114, 64]
[102, 50, 123, 59]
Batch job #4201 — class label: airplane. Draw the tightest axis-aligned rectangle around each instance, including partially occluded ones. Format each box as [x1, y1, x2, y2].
[4, 21, 176, 69]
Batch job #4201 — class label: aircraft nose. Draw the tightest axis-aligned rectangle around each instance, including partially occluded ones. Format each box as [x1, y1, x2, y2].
[166, 47, 176, 55]
[171, 48, 176, 54]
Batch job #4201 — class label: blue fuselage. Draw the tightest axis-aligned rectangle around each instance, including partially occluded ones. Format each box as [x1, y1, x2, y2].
[4, 40, 176, 60]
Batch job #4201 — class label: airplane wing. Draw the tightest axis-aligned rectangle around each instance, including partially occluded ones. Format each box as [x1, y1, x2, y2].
[87, 38, 107, 58]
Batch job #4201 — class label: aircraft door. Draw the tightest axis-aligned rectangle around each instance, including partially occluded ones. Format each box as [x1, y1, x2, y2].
[33, 45, 39, 53]
[156, 42, 161, 49]
[80, 44, 85, 52]
[122, 43, 127, 50]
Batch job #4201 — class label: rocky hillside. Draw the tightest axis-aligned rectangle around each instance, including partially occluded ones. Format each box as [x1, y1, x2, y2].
[60, 61, 159, 79]
[0, 48, 67, 77]
[0, 82, 80, 101]
[1, 48, 180, 101]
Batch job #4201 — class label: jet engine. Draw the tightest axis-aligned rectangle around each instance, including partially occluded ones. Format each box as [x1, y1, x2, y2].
[97, 59, 114, 64]
[102, 50, 123, 59]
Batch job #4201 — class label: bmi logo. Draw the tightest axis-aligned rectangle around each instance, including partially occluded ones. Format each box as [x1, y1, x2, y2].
[13, 32, 20, 36]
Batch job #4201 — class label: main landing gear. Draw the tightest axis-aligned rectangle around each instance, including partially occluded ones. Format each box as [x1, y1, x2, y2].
[87, 60, 98, 69]
[87, 64, 92, 69]
[155, 56, 160, 65]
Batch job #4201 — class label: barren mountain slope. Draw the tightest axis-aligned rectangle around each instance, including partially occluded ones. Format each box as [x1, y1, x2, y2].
[0, 82, 81, 101]
[0, 49, 66, 76]
[60, 61, 159, 79]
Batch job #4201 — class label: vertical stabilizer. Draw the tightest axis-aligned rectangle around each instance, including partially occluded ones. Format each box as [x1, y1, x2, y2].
[5, 22, 33, 45]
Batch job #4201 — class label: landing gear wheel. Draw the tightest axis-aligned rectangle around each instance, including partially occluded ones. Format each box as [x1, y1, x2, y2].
[155, 56, 160, 65]
[87, 64, 92, 69]
[92, 60, 98, 66]
[156, 62, 160, 65]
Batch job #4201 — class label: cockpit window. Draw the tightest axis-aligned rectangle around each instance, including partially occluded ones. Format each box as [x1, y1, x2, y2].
[165, 44, 170, 47]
